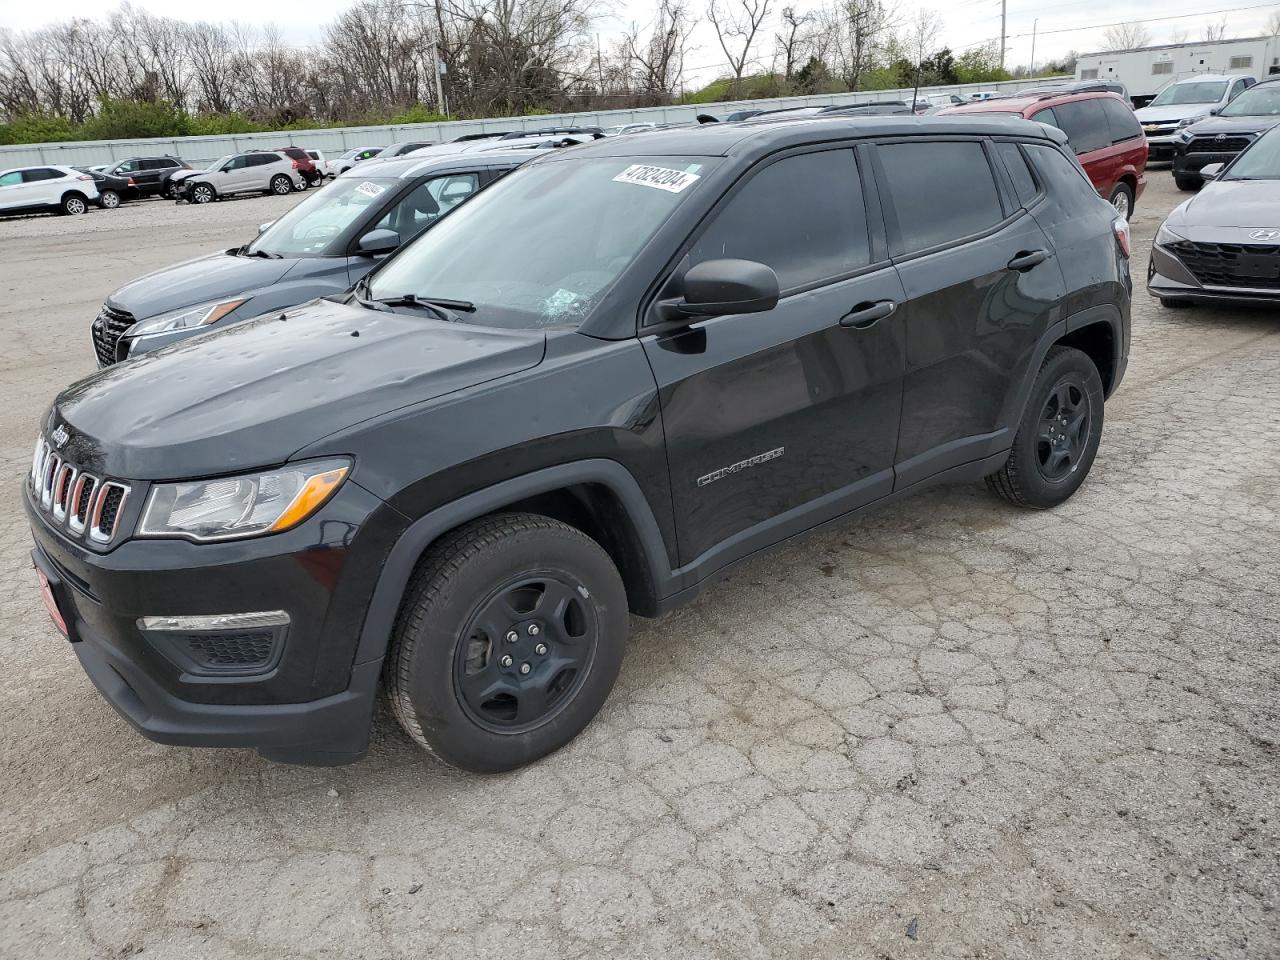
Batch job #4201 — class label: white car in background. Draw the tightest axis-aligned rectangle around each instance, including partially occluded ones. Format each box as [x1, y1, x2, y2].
[0, 165, 99, 217]
[331, 146, 386, 176]
[168, 151, 305, 204]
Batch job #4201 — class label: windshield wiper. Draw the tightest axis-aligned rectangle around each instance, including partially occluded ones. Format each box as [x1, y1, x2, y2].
[236, 245, 281, 259]
[360, 291, 461, 322]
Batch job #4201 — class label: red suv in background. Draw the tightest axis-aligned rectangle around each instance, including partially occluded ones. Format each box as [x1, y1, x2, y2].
[273, 146, 321, 187]
[943, 92, 1147, 218]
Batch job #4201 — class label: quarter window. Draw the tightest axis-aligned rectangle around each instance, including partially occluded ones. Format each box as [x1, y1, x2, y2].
[689, 150, 871, 290]
[1025, 145, 1100, 208]
[1051, 100, 1112, 154]
[878, 141, 1005, 254]
[1100, 98, 1142, 143]
[995, 142, 1039, 206]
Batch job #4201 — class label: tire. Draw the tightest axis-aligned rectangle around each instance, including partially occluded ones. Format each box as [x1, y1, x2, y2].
[1174, 175, 1201, 192]
[986, 345, 1105, 509]
[190, 183, 215, 204]
[270, 174, 293, 195]
[1108, 181, 1134, 220]
[97, 189, 121, 210]
[60, 193, 88, 216]
[386, 513, 629, 772]
[1159, 297, 1192, 309]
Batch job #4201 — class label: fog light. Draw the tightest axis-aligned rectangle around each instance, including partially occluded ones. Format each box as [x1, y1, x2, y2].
[137, 612, 290, 677]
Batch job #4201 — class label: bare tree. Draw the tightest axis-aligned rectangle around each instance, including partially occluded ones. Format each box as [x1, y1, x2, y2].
[904, 7, 941, 66]
[625, 0, 693, 95]
[775, 7, 814, 81]
[1270, 9, 1280, 38]
[1102, 21, 1151, 52]
[1168, 27, 1189, 45]
[1202, 18, 1229, 42]
[820, 0, 895, 91]
[708, 0, 772, 95]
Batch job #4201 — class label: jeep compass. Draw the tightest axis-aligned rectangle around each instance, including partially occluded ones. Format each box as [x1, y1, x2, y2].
[27, 116, 1131, 771]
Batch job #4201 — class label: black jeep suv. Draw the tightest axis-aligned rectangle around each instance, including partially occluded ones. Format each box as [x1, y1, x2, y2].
[27, 116, 1131, 771]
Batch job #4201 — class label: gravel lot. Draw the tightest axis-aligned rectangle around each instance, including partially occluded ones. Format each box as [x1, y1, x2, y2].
[1, 173, 1277, 960]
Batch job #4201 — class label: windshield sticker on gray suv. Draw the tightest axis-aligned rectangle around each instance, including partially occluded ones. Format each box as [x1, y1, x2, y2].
[612, 164, 701, 193]
[354, 181, 386, 199]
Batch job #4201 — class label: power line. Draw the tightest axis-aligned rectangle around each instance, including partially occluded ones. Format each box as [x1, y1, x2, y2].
[1004, 1, 1280, 40]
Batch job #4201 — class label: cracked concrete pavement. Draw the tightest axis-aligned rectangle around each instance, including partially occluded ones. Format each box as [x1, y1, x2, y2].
[0, 173, 1277, 959]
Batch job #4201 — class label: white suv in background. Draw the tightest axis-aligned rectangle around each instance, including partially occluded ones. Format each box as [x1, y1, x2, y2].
[1135, 73, 1256, 161]
[0, 165, 99, 217]
[169, 151, 305, 204]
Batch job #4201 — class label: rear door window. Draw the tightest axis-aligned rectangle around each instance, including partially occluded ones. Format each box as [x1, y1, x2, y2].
[1031, 107, 1058, 130]
[22, 169, 63, 182]
[877, 140, 1005, 255]
[688, 149, 871, 291]
[1100, 99, 1142, 143]
[1051, 101, 1112, 154]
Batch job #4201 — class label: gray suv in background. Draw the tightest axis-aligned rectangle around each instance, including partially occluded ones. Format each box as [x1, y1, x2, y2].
[169, 151, 306, 204]
[90, 150, 538, 364]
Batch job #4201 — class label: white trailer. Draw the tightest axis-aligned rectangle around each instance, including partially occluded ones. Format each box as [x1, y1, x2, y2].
[1076, 35, 1280, 105]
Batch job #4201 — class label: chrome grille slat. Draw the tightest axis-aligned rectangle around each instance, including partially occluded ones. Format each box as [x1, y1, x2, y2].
[29, 433, 130, 544]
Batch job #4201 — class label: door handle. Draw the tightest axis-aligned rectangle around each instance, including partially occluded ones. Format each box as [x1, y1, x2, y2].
[839, 299, 897, 329]
[1007, 249, 1049, 272]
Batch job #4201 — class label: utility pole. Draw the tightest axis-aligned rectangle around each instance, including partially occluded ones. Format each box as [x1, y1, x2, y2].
[432, 40, 447, 116]
[1000, 0, 1007, 70]
[597, 33, 605, 92]
[1029, 19, 1038, 77]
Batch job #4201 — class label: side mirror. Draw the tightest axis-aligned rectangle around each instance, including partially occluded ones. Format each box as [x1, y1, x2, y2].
[665, 259, 779, 320]
[355, 228, 401, 256]
[1200, 162, 1225, 181]
[257, 220, 274, 235]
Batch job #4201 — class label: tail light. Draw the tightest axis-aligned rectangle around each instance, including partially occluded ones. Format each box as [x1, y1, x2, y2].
[292, 160, 302, 169]
[1113, 217, 1131, 259]
[127, 177, 136, 185]
[77, 175, 94, 181]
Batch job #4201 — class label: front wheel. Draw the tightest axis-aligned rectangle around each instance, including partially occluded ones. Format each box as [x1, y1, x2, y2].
[386, 513, 628, 772]
[270, 174, 293, 195]
[1174, 175, 1201, 192]
[1108, 181, 1134, 220]
[190, 183, 215, 204]
[61, 193, 88, 216]
[97, 189, 121, 210]
[986, 346, 1105, 509]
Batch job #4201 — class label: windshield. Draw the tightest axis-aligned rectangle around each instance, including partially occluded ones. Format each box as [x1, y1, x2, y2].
[1224, 126, 1280, 178]
[1221, 84, 1280, 117]
[368, 156, 715, 329]
[207, 155, 233, 171]
[1151, 81, 1228, 106]
[249, 177, 399, 256]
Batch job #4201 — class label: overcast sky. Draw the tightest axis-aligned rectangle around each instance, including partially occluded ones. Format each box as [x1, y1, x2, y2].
[2, 0, 1278, 89]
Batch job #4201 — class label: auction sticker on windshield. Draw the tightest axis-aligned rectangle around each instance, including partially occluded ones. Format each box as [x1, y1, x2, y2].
[355, 181, 386, 199]
[612, 164, 701, 193]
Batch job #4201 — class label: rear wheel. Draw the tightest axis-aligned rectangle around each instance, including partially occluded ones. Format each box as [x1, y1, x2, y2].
[1108, 181, 1134, 220]
[986, 346, 1105, 509]
[270, 174, 293, 195]
[60, 193, 88, 216]
[97, 189, 121, 210]
[190, 183, 215, 204]
[1174, 175, 1201, 192]
[386, 513, 628, 772]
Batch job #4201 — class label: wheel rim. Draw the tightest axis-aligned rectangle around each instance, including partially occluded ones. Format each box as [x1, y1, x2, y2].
[453, 574, 598, 734]
[194, 186, 211, 203]
[1111, 189, 1130, 218]
[67, 198, 85, 214]
[102, 192, 119, 208]
[274, 177, 290, 194]
[1036, 377, 1090, 482]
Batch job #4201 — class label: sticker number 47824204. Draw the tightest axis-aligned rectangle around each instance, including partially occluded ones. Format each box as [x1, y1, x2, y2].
[612, 164, 701, 194]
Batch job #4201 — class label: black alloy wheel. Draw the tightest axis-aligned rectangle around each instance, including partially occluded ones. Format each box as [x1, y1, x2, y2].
[1035, 379, 1091, 482]
[454, 575, 597, 733]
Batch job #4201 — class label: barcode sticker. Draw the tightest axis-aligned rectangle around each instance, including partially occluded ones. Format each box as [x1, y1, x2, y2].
[612, 164, 701, 194]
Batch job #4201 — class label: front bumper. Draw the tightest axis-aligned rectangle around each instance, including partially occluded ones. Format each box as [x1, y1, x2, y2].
[1173, 146, 1243, 177]
[25, 477, 409, 764]
[1142, 133, 1179, 161]
[1147, 243, 1280, 307]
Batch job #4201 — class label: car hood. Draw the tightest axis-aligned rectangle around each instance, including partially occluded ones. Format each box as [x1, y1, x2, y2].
[1182, 115, 1280, 136]
[49, 299, 547, 480]
[1135, 105, 1213, 124]
[1166, 179, 1280, 239]
[167, 169, 203, 183]
[108, 250, 300, 320]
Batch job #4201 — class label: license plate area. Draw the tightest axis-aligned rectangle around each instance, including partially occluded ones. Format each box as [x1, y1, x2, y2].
[1237, 253, 1280, 279]
[32, 549, 80, 642]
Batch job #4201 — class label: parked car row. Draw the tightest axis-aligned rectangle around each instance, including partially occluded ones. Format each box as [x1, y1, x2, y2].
[28, 111, 1143, 775]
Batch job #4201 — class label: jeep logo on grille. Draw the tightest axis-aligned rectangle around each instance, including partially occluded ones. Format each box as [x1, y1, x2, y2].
[51, 425, 69, 448]
[1249, 229, 1280, 242]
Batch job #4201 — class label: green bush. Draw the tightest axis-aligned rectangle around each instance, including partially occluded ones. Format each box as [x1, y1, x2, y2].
[187, 112, 265, 136]
[0, 113, 78, 145]
[78, 98, 191, 140]
[387, 103, 452, 125]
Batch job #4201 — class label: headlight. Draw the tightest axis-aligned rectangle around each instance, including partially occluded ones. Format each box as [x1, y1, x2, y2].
[1176, 117, 1198, 129]
[139, 458, 350, 542]
[1156, 223, 1187, 247]
[128, 298, 248, 339]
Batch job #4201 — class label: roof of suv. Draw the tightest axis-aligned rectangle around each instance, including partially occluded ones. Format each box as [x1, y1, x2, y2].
[526, 114, 1067, 161]
[336, 149, 539, 181]
[943, 90, 1127, 117]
